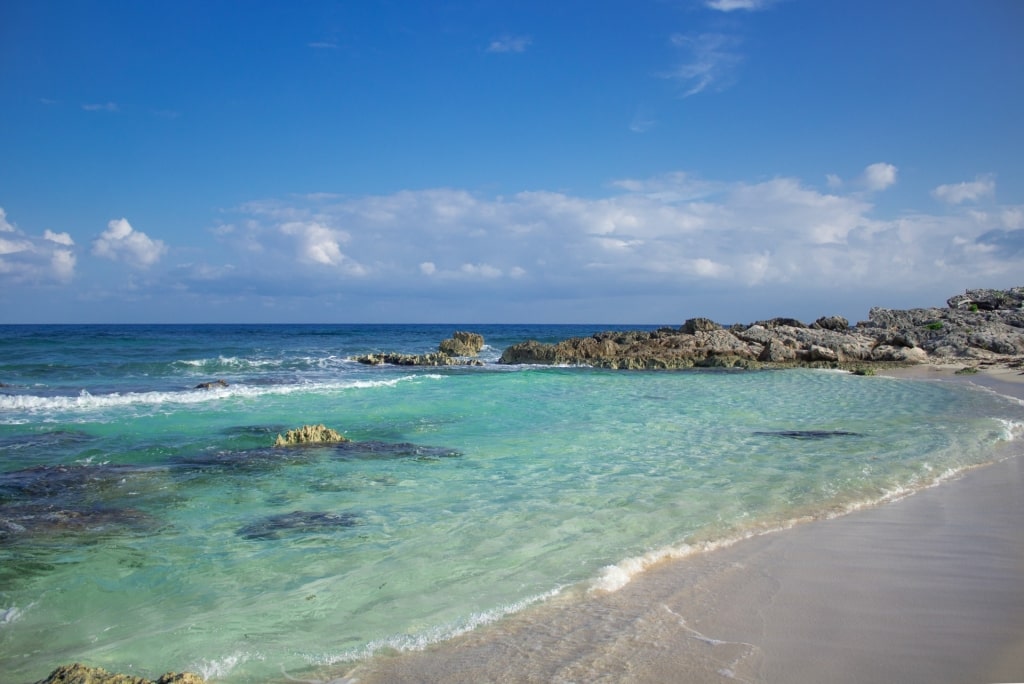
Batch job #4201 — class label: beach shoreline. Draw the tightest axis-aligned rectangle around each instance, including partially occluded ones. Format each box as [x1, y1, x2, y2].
[344, 363, 1024, 684]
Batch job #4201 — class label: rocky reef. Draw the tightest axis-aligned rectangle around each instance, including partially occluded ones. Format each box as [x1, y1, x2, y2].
[34, 662, 204, 684]
[499, 287, 1024, 371]
[273, 424, 347, 446]
[355, 330, 486, 366]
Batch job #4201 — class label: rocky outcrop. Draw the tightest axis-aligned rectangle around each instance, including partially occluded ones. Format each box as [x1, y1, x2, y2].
[34, 662, 204, 684]
[194, 379, 228, 390]
[499, 287, 1024, 370]
[356, 351, 484, 367]
[438, 331, 485, 357]
[355, 331, 486, 366]
[274, 424, 347, 446]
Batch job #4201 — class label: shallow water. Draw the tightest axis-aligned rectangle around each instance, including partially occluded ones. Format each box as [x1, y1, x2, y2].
[1, 325, 1022, 682]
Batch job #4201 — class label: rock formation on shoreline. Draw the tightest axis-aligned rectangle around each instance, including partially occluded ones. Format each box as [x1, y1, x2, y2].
[499, 287, 1024, 370]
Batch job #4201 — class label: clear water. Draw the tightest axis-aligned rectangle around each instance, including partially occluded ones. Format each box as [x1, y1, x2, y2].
[1, 324, 1022, 682]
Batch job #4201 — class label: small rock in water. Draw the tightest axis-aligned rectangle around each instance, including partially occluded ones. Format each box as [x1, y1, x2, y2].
[273, 424, 347, 446]
[194, 379, 229, 390]
[237, 510, 360, 540]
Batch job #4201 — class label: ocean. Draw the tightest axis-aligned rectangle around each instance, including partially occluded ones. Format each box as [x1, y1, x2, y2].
[1, 324, 1022, 683]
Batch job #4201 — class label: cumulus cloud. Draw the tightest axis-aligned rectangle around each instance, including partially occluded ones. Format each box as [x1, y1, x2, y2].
[198, 171, 1024, 321]
[92, 218, 167, 268]
[932, 174, 996, 204]
[486, 35, 531, 53]
[50, 249, 76, 282]
[279, 220, 366, 274]
[862, 162, 898, 191]
[0, 207, 78, 283]
[44, 229, 75, 246]
[665, 33, 743, 97]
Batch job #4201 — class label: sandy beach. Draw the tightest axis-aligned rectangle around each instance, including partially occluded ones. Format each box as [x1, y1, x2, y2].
[348, 365, 1024, 684]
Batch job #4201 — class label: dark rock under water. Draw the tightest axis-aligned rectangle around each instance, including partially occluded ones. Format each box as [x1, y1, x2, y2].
[0, 504, 158, 545]
[754, 430, 863, 440]
[0, 463, 166, 504]
[331, 440, 462, 461]
[237, 510, 361, 540]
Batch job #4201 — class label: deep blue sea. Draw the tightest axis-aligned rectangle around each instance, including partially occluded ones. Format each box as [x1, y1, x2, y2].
[1, 324, 1022, 683]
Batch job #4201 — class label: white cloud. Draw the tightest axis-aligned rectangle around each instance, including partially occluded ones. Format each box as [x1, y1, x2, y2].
[486, 35, 531, 53]
[0, 207, 78, 283]
[1002, 208, 1023, 229]
[0, 236, 32, 255]
[932, 174, 996, 204]
[0, 207, 14, 232]
[92, 218, 167, 268]
[666, 33, 743, 97]
[50, 249, 76, 282]
[200, 171, 1024, 322]
[279, 220, 366, 275]
[862, 162, 898, 191]
[44, 230, 75, 246]
[706, 0, 772, 10]
[82, 102, 119, 112]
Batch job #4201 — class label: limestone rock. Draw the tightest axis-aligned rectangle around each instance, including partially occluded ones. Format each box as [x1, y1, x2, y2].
[356, 352, 484, 367]
[34, 663, 204, 684]
[438, 331, 485, 357]
[681, 317, 720, 334]
[814, 315, 849, 331]
[274, 424, 347, 446]
[947, 287, 1024, 311]
[497, 287, 1024, 370]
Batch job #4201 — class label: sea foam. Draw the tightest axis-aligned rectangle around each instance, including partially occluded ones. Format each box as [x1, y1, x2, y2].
[0, 374, 444, 419]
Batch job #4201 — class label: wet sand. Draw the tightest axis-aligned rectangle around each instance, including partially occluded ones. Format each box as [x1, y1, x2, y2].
[345, 367, 1024, 684]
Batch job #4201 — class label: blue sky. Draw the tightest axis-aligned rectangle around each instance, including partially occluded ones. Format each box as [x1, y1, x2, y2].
[1, 0, 1022, 324]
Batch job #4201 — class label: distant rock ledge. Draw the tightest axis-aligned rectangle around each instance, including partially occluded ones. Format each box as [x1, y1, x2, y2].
[499, 287, 1024, 371]
[355, 330, 485, 367]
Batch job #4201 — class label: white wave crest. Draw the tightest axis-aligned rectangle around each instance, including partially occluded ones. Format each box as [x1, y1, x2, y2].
[0, 606, 25, 626]
[0, 374, 443, 417]
[590, 543, 705, 593]
[308, 587, 563, 666]
[191, 651, 264, 680]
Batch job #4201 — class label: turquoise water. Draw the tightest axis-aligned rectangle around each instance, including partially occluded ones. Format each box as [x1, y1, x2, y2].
[1, 325, 1022, 682]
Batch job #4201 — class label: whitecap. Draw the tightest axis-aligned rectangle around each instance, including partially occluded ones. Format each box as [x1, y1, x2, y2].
[0, 374, 445, 419]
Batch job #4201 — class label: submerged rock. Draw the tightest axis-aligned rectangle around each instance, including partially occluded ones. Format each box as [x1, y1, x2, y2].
[331, 440, 461, 461]
[237, 510, 360, 540]
[171, 447, 317, 473]
[34, 662, 204, 684]
[0, 464, 161, 502]
[274, 424, 347, 446]
[754, 430, 862, 440]
[0, 505, 156, 544]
